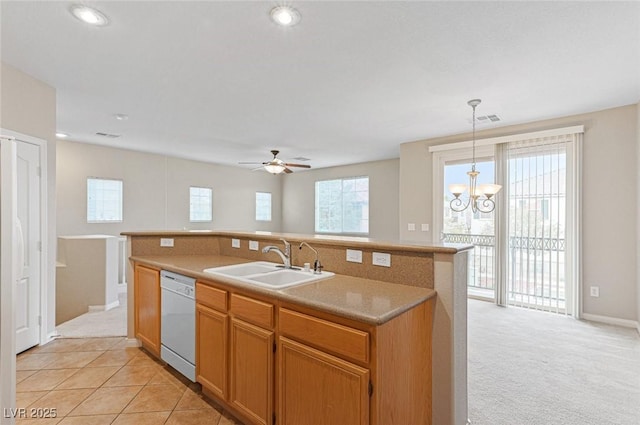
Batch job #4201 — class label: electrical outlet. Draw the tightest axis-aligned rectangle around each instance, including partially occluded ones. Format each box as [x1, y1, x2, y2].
[590, 286, 600, 297]
[408, 223, 416, 231]
[249, 240, 259, 251]
[231, 238, 240, 249]
[372, 252, 391, 267]
[346, 249, 363, 263]
[160, 238, 174, 247]
[421, 224, 429, 232]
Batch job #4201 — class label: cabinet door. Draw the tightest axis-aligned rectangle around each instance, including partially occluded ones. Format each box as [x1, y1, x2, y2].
[279, 337, 369, 425]
[196, 303, 228, 399]
[230, 318, 274, 425]
[134, 264, 161, 355]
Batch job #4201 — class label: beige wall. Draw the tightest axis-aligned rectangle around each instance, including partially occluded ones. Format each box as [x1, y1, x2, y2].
[0, 62, 57, 335]
[281, 159, 400, 241]
[400, 104, 639, 323]
[56, 140, 283, 237]
[638, 102, 640, 332]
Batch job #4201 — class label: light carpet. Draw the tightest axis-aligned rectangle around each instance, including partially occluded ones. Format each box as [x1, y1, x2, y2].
[468, 299, 640, 425]
[55, 292, 127, 338]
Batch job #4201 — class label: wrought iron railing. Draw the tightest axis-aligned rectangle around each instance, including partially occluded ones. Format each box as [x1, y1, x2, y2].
[442, 233, 496, 291]
[442, 233, 566, 304]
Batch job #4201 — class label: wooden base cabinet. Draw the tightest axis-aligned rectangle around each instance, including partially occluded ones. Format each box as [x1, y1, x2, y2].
[133, 264, 161, 356]
[196, 304, 228, 399]
[230, 318, 274, 425]
[279, 337, 369, 425]
[278, 300, 434, 425]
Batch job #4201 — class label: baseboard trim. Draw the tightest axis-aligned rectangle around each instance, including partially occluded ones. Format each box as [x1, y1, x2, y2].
[581, 313, 639, 329]
[126, 338, 141, 348]
[117, 283, 127, 293]
[88, 300, 120, 312]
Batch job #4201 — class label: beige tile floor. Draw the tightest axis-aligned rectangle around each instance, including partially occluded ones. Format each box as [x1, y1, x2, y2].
[15, 337, 241, 425]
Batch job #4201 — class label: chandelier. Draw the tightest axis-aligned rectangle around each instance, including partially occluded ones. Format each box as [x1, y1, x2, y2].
[449, 99, 502, 213]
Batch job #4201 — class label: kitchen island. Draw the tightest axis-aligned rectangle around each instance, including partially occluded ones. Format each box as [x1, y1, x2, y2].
[122, 231, 471, 425]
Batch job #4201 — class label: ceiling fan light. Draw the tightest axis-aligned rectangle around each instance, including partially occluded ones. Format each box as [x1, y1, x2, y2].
[270, 6, 300, 27]
[264, 163, 286, 174]
[69, 4, 109, 26]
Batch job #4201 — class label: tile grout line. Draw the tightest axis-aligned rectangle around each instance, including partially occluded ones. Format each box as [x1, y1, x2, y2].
[18, 337, 238, 424]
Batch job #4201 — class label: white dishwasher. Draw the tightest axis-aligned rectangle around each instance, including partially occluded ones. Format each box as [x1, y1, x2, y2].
[160, 270, 196, 382]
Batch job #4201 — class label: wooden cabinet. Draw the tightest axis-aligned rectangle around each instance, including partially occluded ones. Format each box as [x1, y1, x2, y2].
[196, 303, 228, 399]
[279, 337, 369, 425]
[278, 302, 433, 425]
[134, 264, 161, 356]
[278, 308, 371, 425]
[196, 282, 228, 399]
[229, 294, 274, 425]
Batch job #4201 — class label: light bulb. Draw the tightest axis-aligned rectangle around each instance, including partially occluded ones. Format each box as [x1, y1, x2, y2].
[70, 5, 109, 26]
[270, 6, 300, 27]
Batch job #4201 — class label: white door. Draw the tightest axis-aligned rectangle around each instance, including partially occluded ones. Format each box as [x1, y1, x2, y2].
[15, 141, 41, 353]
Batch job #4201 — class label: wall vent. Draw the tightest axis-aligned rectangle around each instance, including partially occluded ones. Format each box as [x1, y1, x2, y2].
[476, 114, 501, 123]
[96, 132, 121, 138]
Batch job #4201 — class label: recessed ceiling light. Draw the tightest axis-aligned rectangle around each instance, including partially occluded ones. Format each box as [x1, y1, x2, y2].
[270, 6, 300, 27]
[114, 114, 129, 121]
[56, 132, 69, 138]
[69, 4, 109, 26]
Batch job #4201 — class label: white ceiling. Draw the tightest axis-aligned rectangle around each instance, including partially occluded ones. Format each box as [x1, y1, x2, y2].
[2, 1, 639, 170]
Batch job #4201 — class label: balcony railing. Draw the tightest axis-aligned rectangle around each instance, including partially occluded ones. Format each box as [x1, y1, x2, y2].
[442, 233, 566, 310]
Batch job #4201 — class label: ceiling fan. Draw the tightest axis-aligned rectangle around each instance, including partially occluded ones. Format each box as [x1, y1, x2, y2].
[239, 150, 311, 174]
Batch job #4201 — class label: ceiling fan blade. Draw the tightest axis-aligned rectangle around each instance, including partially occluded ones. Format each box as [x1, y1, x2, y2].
[283, 167, 293, 174]
[284, 163, 311, 168]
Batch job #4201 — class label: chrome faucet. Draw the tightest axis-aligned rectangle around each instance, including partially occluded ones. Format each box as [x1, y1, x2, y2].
[262, 238, 292, 269]
[299, 242, 323, 274]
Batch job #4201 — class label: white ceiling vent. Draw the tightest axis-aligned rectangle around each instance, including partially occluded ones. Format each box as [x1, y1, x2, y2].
[476, 114, 501, 123]
[96, 132, 121, 138]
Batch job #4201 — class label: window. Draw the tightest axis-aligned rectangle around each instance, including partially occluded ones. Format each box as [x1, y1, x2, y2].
[315, 176, 369, 234]
[190, 186, 212, 222]
[256, 192, 272, 221]
[87, 178, 123, 223]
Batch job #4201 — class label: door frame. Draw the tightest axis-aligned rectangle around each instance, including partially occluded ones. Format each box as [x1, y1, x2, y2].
[1, 137, 19, 425]
[1, 128, 49, 346]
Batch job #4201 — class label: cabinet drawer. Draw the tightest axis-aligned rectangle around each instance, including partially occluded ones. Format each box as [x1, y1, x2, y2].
[279, 308, 369, 364]
[230, 293, 274, 329]
[196, 282, 227, 312]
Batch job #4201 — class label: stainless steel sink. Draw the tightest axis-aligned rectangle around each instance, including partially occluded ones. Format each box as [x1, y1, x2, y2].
[203, 261, 334, 289]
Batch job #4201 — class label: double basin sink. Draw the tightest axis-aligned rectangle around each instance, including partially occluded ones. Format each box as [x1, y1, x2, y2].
[203, 261, 334, 289]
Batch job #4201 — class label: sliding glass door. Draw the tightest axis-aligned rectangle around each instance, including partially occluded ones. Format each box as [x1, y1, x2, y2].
[501, 136, 578, 314]
[433, 129, 581, 316]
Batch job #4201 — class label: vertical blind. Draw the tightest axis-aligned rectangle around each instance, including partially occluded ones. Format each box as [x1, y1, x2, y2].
[503, 135, 574, 314]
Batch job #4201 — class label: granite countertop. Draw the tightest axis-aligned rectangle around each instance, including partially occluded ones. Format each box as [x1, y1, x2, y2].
[131, 254, 436, 325]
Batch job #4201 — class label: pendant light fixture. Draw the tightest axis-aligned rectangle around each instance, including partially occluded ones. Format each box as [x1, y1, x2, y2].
[449, 99, 502, 213]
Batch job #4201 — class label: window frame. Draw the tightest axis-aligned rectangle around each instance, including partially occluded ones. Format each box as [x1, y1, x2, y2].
[189, 186, 213, 222]
[87, 177, 124, 223]
[255, 191, 272, 222]
[314, 176, 369, 236]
